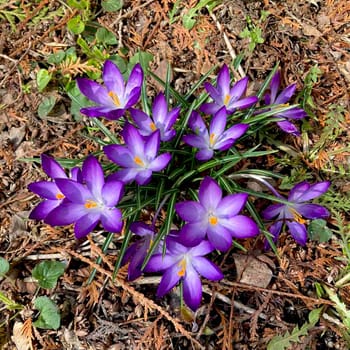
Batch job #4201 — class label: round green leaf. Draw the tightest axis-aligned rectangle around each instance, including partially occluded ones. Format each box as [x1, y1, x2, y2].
[36, 69, 52, 92]
[67, 15, 85, 34]
[0, 257, 10, 276]
[33, 296, 60, 330]
[32, 261, 65, 289]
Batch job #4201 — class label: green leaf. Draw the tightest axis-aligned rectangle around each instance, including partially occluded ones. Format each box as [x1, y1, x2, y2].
[129, 51, 154, 74]
[32, 261, 65, 289]
[65, 81, 93, 121]
[36, 69, 52, 92]
[0, 257, 10, 276]
[308, 219, 332, 243]
[0, 291, 23, 311]
[67, 15, 85, 34]
[47, 50, 66, 65]
[101, 0, 123, 12]
[67, 0, 89, 10]
[33, 296, 60, 330]
[96, 28, 118, 45]
[37, 96, 56, 118]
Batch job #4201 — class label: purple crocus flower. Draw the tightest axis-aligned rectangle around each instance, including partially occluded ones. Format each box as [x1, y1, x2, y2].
[123, 222, 156, 281]
[262, 181, 330, 246]
[175, 177, 259, 251]
[77, 60, 143, 120]
[130, 93, 180, 142]
[145, 235, 223, 311]
[200, 64, 258, 115]
[183, 109, 249, 161]
[44, 156, 124, 239]
[28, 154, 81, 220]
[264, 71, 307, 135]
[104, 123, 171, 185]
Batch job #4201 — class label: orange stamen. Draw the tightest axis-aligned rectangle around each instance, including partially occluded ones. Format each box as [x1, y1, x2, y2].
[56, 193, 65, 200]
[134, 156, 144, 166]
[224, 94, 231, 106]
[209, 216, 218, 225]
[177, 259, 186, 277]
[209, 133, 215, 146]
[108, 91, 121, 107]
[150, 122, 157, 131]
[84, 200, 98, 209]
[290, 208, 307, 224]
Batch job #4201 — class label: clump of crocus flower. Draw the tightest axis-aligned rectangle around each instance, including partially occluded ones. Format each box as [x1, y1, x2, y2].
[200, 64, 258, 115]
[262, 181, 330, 246]
[44, 156, 125, 239]
[104, 123, 171, 185]
[264, 70, 307, 135]
[27, 60, 331, 311]
[183, 109, 249, 161]
[77, 60, 143, 120]
[145, 234, 223, 311]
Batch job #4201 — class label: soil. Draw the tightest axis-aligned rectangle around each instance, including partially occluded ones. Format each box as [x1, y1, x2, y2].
[0, 0, 350, 349]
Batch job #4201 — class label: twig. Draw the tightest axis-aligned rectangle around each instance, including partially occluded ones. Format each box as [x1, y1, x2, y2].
[209, 11, 245, 79]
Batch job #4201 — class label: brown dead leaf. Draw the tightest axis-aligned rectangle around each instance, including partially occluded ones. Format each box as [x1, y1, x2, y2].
[302, 23, 323, 37]
[233, 254, 273, 288]
[11, 321, 33, 350]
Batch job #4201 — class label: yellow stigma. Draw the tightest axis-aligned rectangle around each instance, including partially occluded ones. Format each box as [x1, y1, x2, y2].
[177, 259, 186, 277]
[108, 91, 121, 107]
[150, 122, 157, 131]
[56, 193, 65, 200]
[224, 94, 231, 106]
[209, 215, 218, 225]
[209, 133, 215, 146]
[84, 200, 98, 209]
[134, 156, 144, 166]
[290, 208, 307, 225]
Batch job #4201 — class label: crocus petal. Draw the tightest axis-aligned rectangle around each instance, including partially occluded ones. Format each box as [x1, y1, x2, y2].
[190, 240, 215, 256]
[290, 181, 330, 202]
[70, 167, 83, 183]
[156, 266, 181, 297]
[105, 109, 126, 120]
[216, 193, 248, 217]
[82, 156, 104, 199]
[74, 212, 100, 239]
[41, 154, 66, 179]
[29, 200, 61, 220]
[80, 106, 118, 118]
[55, 179, 91, 203]
[275, 84, 296, 104]
[122, 123, 145, 157]
[130, 108, 153, 135]
[192, 257, 223, 280]
[286, 221, 307, 245]
[102, 180, 124, 206]
[229, 77, 248, 101]
[145, 254, 177, 272]
[124, 87, 142, 109]
[104, 144, 135, 168]
[149, 153, 171, 171]
[183, 266, 202, 311]
[276, 120, 300, 135]
[112, 168, 139, 184]
[196, 149, 214, 161]
[209, 108, 227, 137]
[28, 181, 61, 200]
[178, 222, 207, 247]
[45, 202, 87, 226]
[175, 201, 206, 222]
[128, 242, 148, 280]
[294, 204, 330, 219]
[269, 71, 280, 103]
[262, 203, 285, 220]
[135, 169, 153, 185]
[199, 177, 222, 211]
[264, 220, 283, 250]
[102, 60, 125, 97]
[164, 107, 180, 130]
[130, 222, 154, 237]
[76, 78, 112, 106]
[220, 123, 249, 143]
[287, 182, 310, 201]
[152, 93, 167, 124]
[278, 108, 307, 120]
[188, 111, 207, 133]
[125, 63, 143, 96]
[183, 134, 207, 149]
[217, 64, 230, 96]
[100, 208, 123, 233]
[203, 82, 221, 102]
[199, 102, 221, 115]
[145, 130, 160, 160]
[207, 224, 233, 251]
[229, 96, 259, 112]
[213, 138, 235, 152]
[221, 215, 259, 238]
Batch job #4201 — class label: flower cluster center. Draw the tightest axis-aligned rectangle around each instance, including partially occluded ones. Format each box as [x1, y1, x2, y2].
[150, 122, 157, 131]
[224, 94, 231, 106]
[108, 91, 121, 107]
[84, 199, 98, 209]
[209, 215, 218, 225]
[290, 208, 307, 224]
[209, 133, 216, 146]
